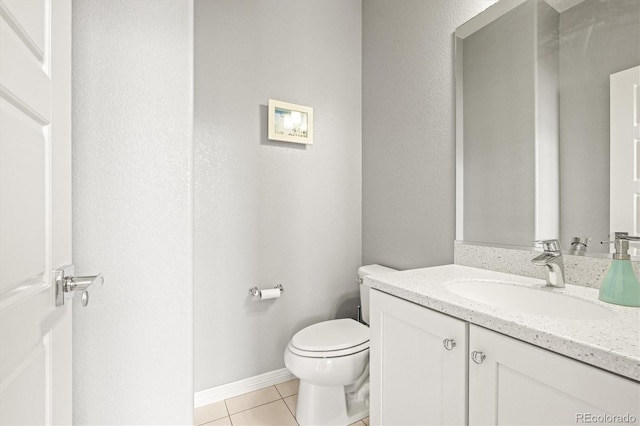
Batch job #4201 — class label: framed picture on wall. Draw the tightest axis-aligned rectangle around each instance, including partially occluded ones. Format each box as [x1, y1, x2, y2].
[268, 99, 313, 144]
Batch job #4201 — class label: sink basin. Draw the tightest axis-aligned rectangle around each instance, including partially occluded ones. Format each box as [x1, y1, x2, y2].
[447, 280, 614, 320]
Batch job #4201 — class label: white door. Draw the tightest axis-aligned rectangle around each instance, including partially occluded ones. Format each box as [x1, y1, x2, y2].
[0, 1, 72, 424]
[370, 290, 467, 426]
[610, 66, 640, 255]
[468, 325, 640, 425]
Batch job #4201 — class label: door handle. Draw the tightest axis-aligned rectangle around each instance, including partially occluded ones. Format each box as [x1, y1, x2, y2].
[471, 351, 486, 364]
[443, 339, 456, 350]
[54, 265, 103, 307]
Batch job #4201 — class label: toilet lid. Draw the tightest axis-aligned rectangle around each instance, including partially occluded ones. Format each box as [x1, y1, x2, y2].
[290, 319, 369, 352]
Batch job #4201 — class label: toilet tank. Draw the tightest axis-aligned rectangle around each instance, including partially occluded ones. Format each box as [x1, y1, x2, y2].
[358, 264, 397, 325]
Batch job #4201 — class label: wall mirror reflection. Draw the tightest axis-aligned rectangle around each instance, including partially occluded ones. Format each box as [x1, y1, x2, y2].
[455, 0, 640, 257]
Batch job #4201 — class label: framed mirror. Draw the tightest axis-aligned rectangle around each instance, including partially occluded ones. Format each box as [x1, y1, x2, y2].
[455, 0, 640, 257]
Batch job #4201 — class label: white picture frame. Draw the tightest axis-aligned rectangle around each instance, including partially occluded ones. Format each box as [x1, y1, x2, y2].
[268, 99, 313, 144]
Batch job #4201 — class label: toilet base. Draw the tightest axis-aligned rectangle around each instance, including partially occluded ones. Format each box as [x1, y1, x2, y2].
[296, 380, 369, 426]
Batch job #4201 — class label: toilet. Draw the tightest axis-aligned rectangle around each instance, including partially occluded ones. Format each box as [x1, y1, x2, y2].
[284, 264, 396, 426]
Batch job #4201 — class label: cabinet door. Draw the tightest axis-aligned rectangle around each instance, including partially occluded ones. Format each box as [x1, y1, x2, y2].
[370, 290, 467, 426]
[469, 325, 640, 425]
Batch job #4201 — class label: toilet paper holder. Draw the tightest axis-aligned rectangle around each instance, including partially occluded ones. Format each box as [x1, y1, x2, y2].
[249, 284, 284, 298]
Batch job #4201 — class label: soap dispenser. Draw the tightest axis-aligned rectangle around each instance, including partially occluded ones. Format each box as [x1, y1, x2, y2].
[599, 233, 640, 307]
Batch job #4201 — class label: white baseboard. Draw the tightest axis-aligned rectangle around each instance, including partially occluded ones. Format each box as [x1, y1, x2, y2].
[194, 368, 297, 408]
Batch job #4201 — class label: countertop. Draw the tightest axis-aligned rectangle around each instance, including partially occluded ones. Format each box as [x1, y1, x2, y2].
[365, 264, 640, 381]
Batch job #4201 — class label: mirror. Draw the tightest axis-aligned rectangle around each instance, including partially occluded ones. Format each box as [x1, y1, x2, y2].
[455, 0, 640, 257]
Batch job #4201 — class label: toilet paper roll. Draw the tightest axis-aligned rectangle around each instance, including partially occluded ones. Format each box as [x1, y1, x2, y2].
[260, 288, 281, 300]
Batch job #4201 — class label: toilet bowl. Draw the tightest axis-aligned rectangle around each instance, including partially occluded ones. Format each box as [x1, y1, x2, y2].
[285, 318, 369, 425]
[284, 264, 396, 426]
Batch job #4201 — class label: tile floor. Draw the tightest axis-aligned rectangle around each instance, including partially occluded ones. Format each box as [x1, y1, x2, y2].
[194, 379, 370, 426]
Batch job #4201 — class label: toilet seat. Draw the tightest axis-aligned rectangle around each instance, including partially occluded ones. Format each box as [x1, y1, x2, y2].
[287, 340, 369, 358]
[288, 319, 369, 359]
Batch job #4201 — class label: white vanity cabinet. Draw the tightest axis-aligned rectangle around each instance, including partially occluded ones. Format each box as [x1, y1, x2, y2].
[370, 289, 467, 425]
[469, 324, 640, 426]
[370, 288, 640, 426]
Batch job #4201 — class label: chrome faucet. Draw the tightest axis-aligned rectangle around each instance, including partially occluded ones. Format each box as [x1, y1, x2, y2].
[532, 239, 565, 288]
[568, 237, 591, 255]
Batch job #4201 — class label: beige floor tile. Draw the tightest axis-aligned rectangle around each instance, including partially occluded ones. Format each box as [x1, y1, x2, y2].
[230, 400, 298, 426]
[349, 422, 366, 426]
[202, 417, 232, 426]
[275, 378, 300, 398]
[225, 386, 281, 415]
[194, 401, 229, 425]
[283, 394, 297, 417]
[362, 416, 370, 425]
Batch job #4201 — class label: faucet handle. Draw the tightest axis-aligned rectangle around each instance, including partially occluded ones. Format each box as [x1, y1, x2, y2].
[570, 236, 591, 247]
[535, 239, 561, 252]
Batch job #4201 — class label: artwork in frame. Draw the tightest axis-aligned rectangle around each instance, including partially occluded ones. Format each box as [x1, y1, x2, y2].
[268, 99, 313, 144]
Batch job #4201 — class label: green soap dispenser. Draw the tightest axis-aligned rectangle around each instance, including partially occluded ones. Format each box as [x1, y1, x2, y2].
[599, 233, 640, 307]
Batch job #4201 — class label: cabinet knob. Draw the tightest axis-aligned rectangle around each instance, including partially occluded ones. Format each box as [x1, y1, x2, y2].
[443, 339, 456, 350]
[471, 351, 486, 364]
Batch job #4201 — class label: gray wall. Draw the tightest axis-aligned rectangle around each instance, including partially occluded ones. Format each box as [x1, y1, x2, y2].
[462, 0, 537, 246]
[72, 1, 193, 424]
[362, 0, 498, 269]
[559, 0, 640, 249]
[535, 0, 560, 242]
[194, 0, 362, 391]
[462, 0, 559, 246]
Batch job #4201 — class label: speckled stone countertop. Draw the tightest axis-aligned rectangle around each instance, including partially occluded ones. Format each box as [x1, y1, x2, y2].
[365, 264, 640, 382]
